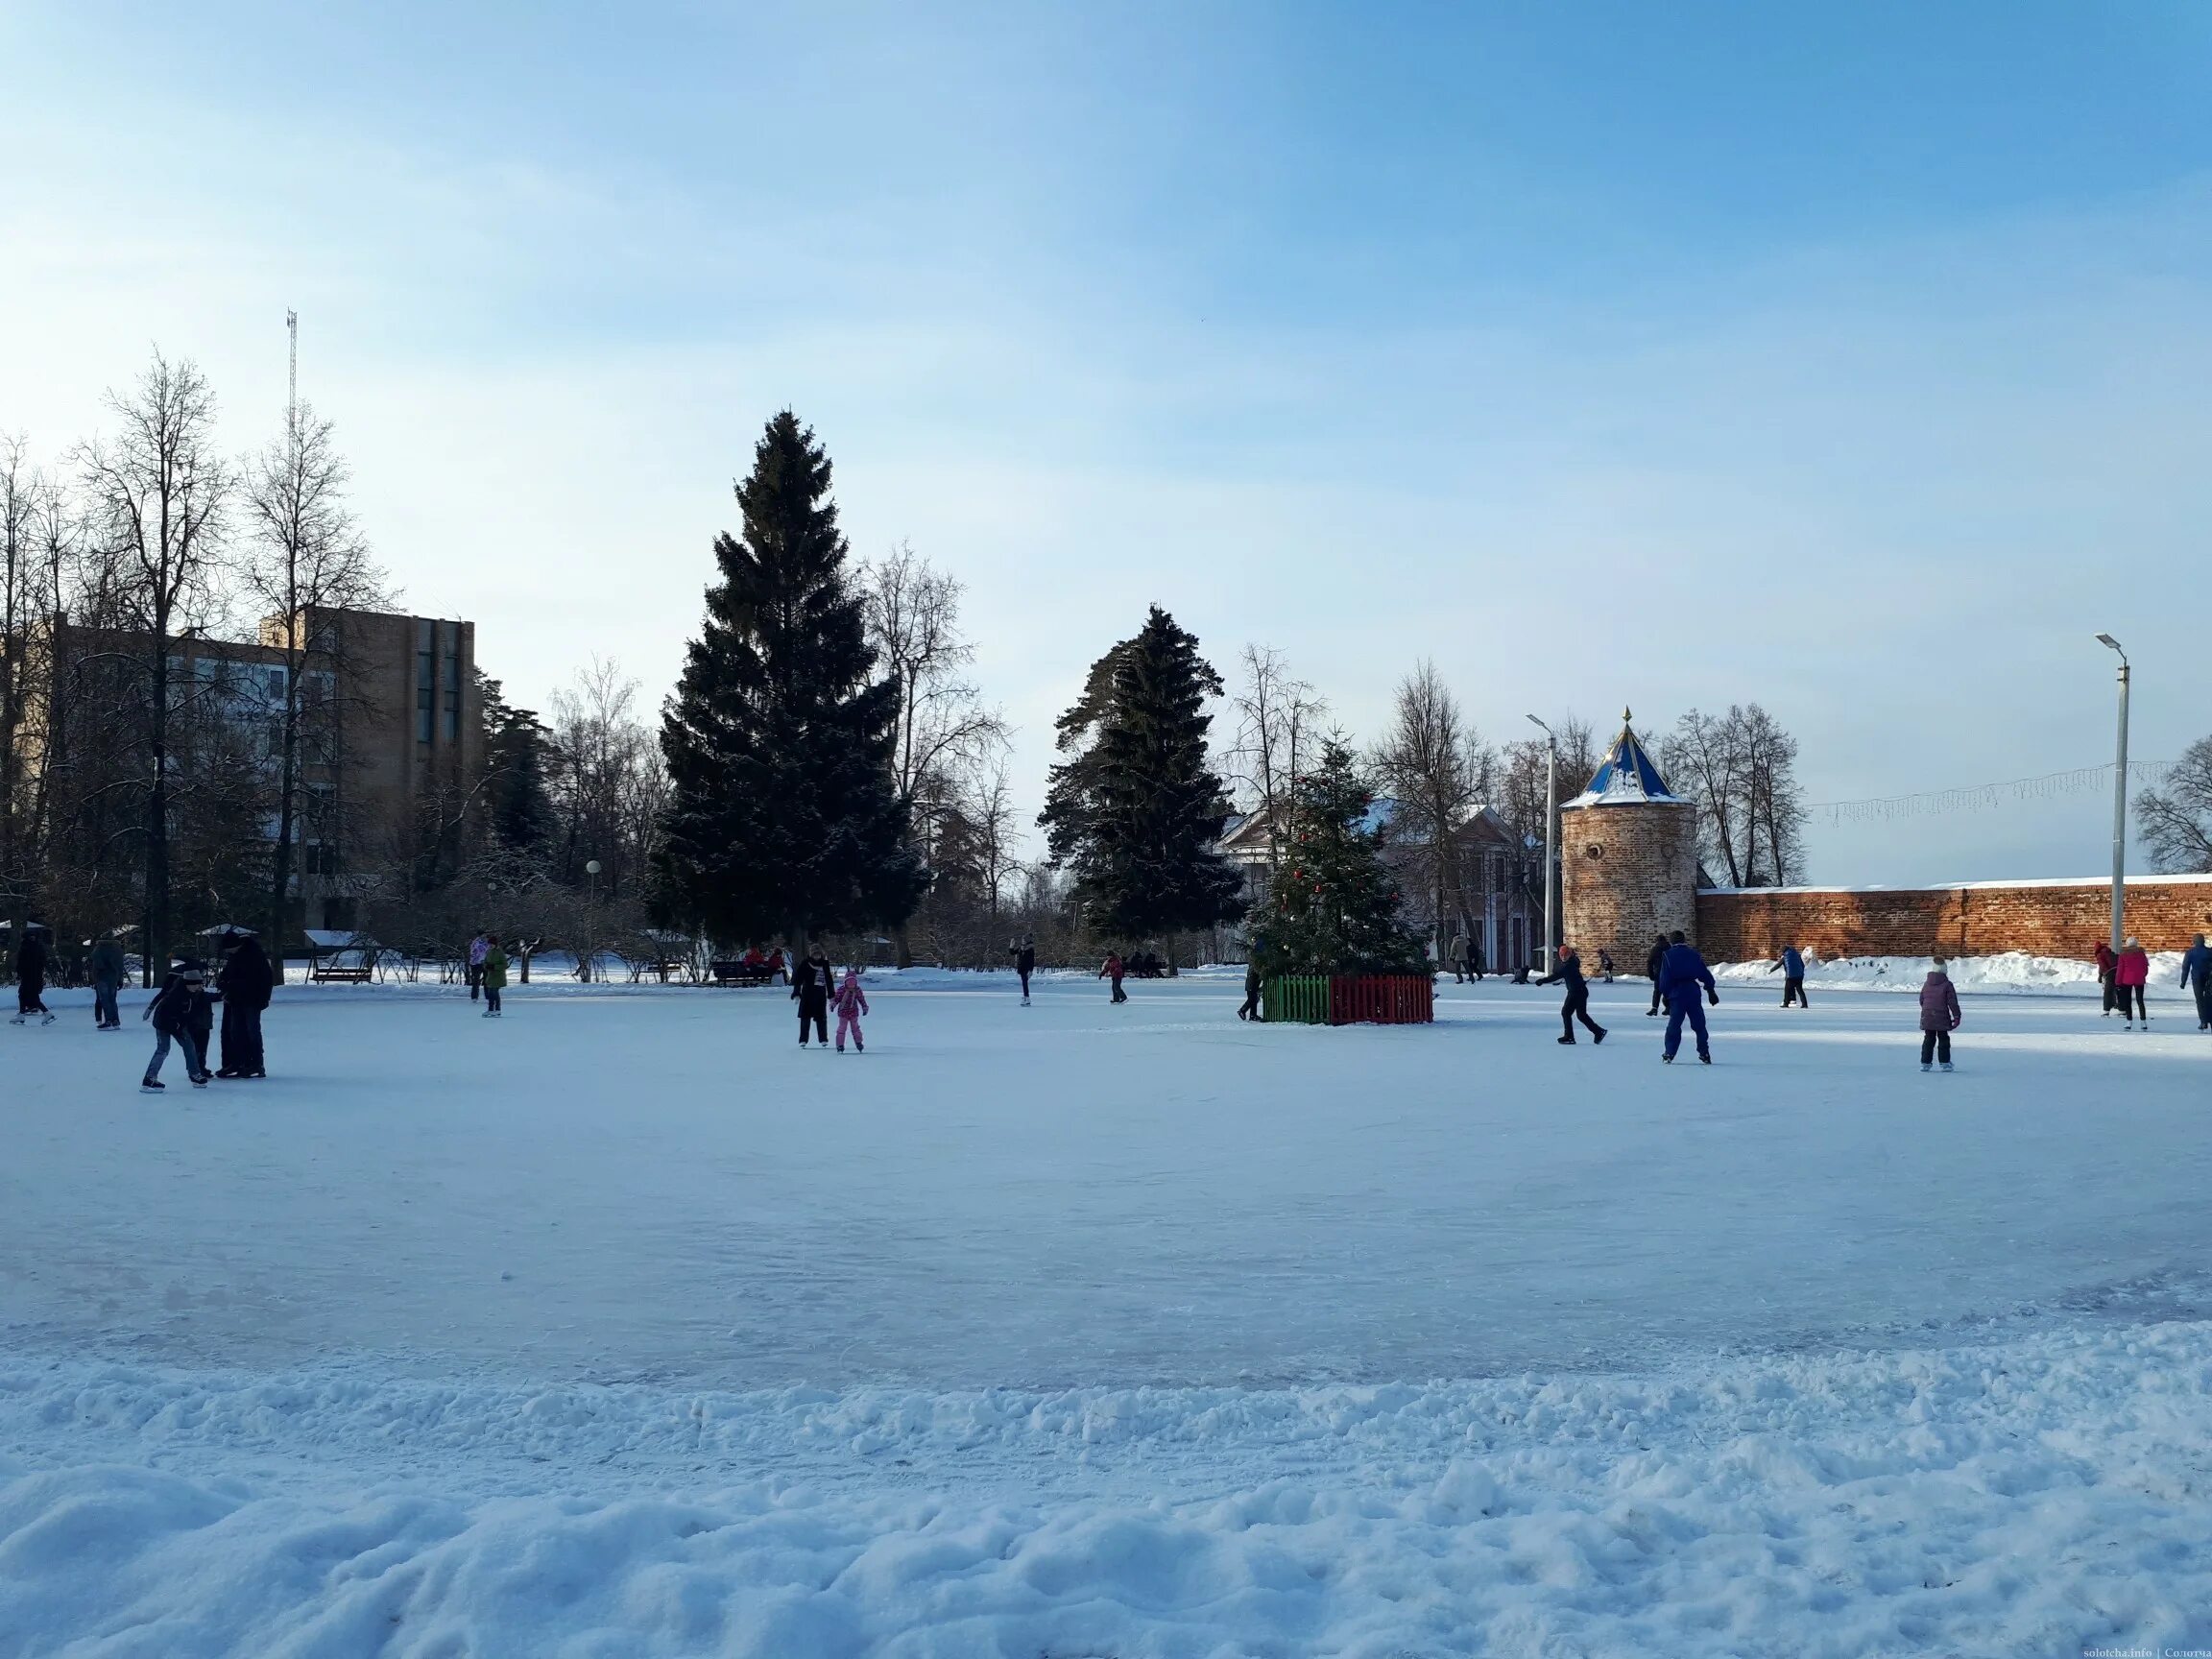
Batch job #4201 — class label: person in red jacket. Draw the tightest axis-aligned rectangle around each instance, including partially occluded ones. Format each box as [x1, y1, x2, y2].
[1919, 959, 1961, 1071]
[2094, 938, 2118, 1016]
[1099, 951, 1127, 1004]
[2115, 937, 2152, 1028]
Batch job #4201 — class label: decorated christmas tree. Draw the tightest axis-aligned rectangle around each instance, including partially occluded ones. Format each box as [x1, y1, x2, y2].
[1253, 740, 1429, 977]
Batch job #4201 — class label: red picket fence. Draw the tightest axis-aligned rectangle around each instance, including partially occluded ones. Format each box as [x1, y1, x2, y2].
[1325, 974, 1434, 1026]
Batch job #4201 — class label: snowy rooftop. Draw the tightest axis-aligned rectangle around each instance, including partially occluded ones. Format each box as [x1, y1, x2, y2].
[1564, 709, 1684, 807]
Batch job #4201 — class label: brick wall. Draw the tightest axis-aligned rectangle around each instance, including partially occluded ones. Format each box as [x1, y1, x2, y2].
[1560, 802, 1699, 971]
[1696, 878, 2212, 963]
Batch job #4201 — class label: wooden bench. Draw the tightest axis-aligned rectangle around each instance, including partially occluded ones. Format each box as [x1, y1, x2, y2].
[309, 964, 374, 983]
[710, 960, 781, 987]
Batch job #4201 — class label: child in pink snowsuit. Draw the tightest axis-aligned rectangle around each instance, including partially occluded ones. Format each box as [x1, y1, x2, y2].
[833, 969, 869, 1053]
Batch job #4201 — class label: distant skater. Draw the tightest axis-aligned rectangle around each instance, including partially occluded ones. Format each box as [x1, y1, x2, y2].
[1645, 931, 1670, 1017]
[1447, 930, 1470, 984]
[467, 930, 490, 1001]
[792, 949, 832, 1046]
[1770, 944, 1809, 1008]
[141, 960, 215, 1091]
[12, 930, 52, 1025]
[1010, 934, 1036, 1005]
[90, 934, 125, 1030]
[1597, 949, 1615, 983]
[2115, 937, 2150, 1028]
[1537, 946, 1606, 1046]
[2181, 932, 2212, 1032]
[832, 968, 869, 1052]
[1918, 958, 1960, 1070]
[1468, 940, 1485, 982]
[481, 936, 507, 1017]
[2095, 938, 2118, 1015]
[1657, 930, 1718, 1064]
[1100, 951, 1127, 1004]
[1238, 960, 1263, 1022]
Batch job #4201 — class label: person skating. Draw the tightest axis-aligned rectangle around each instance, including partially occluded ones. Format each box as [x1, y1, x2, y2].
[1536, 946, 1606, 1046]
[481, 936, 508, 1016]
[1645, 932, 1670, 1017]
[1919, 958, 1961, 1070]
[1597, 949, 1615, 983]
[1447, 930, 1470, 984]
[12, 930, 53, 1025]
[1009, 934, 1036, 1004]
[1769, 945, 1810, 1008]
[2094, 938, 2118, 1015]
[1099, 951, 1127, 1004]
[215, 930, 274, 1078]
[792, 949, 832, 1046]
[89, 934, 126, 1030]
[142, 960, 215, 1090]
[1468, 940, 1485, 981]
[2115, 937, 2151, 1028]
[1238, 960, 1263, 1022]
[1657, 930, 1718, 1064]
[467, 930, 490, 1001]
[832, 968, 869, 1052]
[2180, 932, 2212, 1032]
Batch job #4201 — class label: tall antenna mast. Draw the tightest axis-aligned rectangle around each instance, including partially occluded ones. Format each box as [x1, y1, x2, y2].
[286, 308, 299, 437]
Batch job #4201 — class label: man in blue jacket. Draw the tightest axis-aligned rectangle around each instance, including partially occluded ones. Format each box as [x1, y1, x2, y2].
[1658, 929, 1718, 1065]
[2181, 932, 2212, 1032]
[1768, 944, 1808, 1008]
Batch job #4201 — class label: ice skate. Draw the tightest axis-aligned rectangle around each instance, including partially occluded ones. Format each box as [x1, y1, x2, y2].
[1940, 1061, 1953, 1071]
[1698, 1052, 1712, 1064]
[1920, 1062, 1932, 1071]
[1662, 1052, 1673, 1064]
[1592, 1027, 1607, 1045]
[1557, 1035, 1575, 1046]
[140, 1078, 164, 1093]
[39, 1012, 55, 1025]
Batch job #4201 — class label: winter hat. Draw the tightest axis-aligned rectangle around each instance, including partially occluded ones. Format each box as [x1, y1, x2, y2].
[1930, 957, 1947, 971]
[2125, 936, 2140, 949]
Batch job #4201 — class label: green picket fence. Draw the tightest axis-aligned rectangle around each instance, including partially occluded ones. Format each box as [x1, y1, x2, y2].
[1263, 974, 1333, 1024]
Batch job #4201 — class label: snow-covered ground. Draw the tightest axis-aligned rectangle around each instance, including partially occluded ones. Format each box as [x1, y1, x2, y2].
[1714, 947, 2199, 1000]
[3, 971, 2207, 1654]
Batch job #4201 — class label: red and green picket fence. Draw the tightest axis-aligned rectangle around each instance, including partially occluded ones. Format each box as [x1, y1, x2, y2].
[1262, 974, 1434, 1026]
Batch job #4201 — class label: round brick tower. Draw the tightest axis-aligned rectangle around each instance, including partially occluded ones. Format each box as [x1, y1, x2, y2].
[1559, 709, 1700, 969]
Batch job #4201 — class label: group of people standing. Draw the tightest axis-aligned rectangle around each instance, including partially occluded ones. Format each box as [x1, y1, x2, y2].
[464, 933, 511, 1016]
[787, 950, 869, 1050]
[142, 931, 274, 1091]
[2094, 936, 2155, 1028]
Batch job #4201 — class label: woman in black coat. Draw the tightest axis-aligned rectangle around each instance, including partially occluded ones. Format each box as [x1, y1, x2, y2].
[216, 933, 274, 1078]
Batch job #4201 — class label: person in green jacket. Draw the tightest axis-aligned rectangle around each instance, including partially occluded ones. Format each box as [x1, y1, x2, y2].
[480, 936, 508, 1018]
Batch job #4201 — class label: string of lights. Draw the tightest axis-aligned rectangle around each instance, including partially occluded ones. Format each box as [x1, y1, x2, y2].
[1807, 760, 2174, 828]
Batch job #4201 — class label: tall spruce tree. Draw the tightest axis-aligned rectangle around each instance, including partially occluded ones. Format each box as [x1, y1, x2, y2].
[1253, 740, 1427, 976]
[1039, 606, 1245, 939]
[656, 412, 925, 949]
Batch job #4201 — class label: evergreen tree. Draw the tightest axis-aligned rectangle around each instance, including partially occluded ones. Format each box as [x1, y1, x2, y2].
[1039, 607, 1244, 939]
[477, 670, 557, 859]
[1254, 740, 1427, 976]
[655, 412, 925, 947]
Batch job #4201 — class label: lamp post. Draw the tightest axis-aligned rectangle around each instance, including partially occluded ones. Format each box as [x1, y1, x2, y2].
[585, 859, 603, 983]
[2095, 636, 2129, 956]
[1527, 714, 1557, 974]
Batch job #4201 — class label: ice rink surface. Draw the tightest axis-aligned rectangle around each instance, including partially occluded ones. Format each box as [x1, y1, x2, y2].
[2, 971, 2206, 1386]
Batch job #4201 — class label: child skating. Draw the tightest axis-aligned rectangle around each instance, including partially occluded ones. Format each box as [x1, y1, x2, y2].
[1919, 958, 1960, 1070]
[833, 968, 869, 1052]
[481, 936, 507, 1017]
[142, 960, 216, 1091]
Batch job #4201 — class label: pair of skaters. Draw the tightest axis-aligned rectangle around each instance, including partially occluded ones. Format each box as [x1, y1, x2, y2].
[789, 952, 870, 1051]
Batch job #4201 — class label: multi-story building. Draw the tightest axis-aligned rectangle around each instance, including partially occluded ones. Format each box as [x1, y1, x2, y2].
[23, 605, 481, 940]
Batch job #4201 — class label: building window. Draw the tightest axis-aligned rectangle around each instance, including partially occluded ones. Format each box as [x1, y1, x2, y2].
[416, 618, 434, 744]
[440, 621, 460, 742]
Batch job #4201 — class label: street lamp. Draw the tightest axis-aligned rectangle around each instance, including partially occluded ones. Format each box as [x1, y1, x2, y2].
[2096, 636, 2129, 956]
[585, 859, 603, 983]
[1526, 714, 1557, 974]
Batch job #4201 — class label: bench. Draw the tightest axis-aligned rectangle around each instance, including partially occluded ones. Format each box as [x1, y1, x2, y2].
[710, 960, 781, 987]
[310, 964, 374, 984]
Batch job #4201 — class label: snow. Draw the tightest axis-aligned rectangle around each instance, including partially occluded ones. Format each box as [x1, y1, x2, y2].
[1715, 948, 2198, 1000]
[4, 972, 2209, 1653]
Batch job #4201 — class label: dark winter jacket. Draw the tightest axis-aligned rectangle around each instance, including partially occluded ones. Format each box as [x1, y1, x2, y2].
[89, 938, 126, 989]
[1918, 974, 1960, 1033]
[1658, 944, 1717, 1001]
[1773, 947, 1804, 977]
[2094, 941, 2116, 978]
[1100, 954, 1124, 983]
[791, 955, 832, 1007]
[147, 973, 218, 1039]
[2180, 943, 2212, 990]
[1013, 944, 1036, 975]
[219, 938, 275, 1011]
[1537, 954, 1587, 992]
[14, 937, 46, 988]
[1645, 940, 1669, 981]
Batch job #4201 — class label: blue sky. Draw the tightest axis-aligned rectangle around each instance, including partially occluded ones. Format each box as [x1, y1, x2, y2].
[6, 1, 2209, 881]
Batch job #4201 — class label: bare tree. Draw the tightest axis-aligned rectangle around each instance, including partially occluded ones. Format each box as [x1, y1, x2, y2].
[76, 351, 232, 978]
[2138, 736, 2212, 874]
[0, 434, 36, 960]
[1661, 704, 1805, 887]
[1371, 661, 1490, 955]
[858, 542, 1009, 964]
[1227, 643, 1328, 877]
[239, 403, 393, 976]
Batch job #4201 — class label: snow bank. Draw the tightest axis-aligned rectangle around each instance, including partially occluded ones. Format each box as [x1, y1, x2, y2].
[1716, 949, 2195, 999]
[5, 1319, 2209, 1656]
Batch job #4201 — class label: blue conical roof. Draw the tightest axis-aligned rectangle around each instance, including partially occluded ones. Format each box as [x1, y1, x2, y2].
[1567, 710, 1682, 806]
